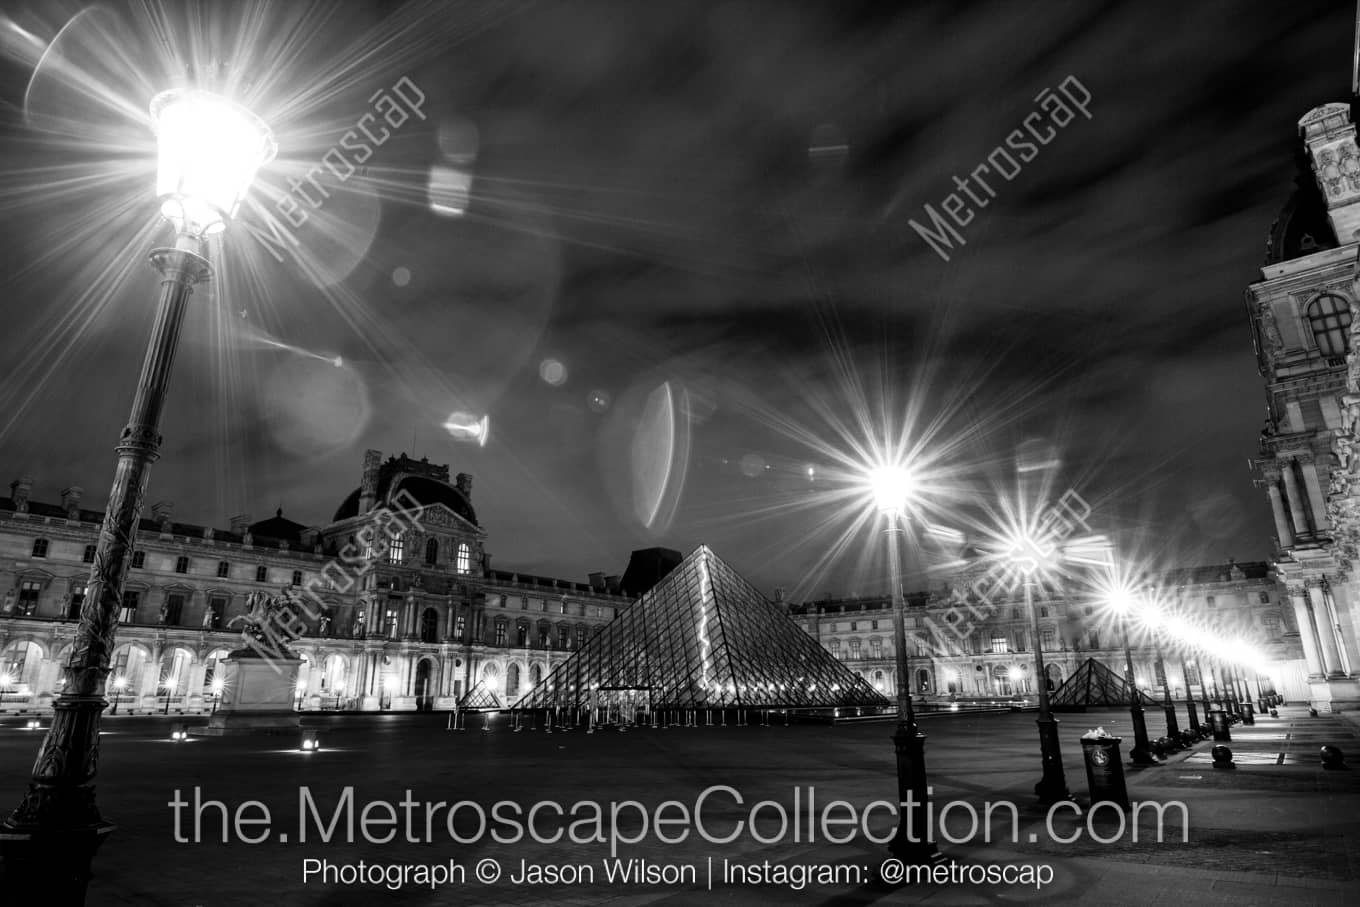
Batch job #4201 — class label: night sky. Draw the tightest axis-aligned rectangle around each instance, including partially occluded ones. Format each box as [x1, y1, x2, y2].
[0, 0, 1354, 600]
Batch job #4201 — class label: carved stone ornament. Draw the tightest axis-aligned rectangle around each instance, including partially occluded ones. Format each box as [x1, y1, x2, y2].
[1259, 304, 1284, 354]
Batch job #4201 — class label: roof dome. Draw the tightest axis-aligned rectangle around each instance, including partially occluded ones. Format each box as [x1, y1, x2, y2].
[1264, 178, 1336, 265]
[332, 453, 478, 526]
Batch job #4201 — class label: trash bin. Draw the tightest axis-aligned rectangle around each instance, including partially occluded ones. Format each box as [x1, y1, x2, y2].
[1080, 734, 1130, 810]
[1209, 709, 1231, 741]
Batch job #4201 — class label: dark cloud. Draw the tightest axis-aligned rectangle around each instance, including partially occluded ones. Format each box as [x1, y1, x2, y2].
[0, 0, 1351, 594]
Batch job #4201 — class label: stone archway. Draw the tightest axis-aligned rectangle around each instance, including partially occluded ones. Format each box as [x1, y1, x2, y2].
[414, 658, 435, 712]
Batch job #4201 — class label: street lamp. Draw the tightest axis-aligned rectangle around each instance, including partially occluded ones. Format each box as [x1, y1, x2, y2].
[209, 677, 225, 715]
[1136, 597, 1181, 742]
[1106, 587, 1158, 766]
[1, 88, 274, 899]
[1007, 535, 1073, 804]
[108, 676, 128, 716]
[868, 465, 942, 867]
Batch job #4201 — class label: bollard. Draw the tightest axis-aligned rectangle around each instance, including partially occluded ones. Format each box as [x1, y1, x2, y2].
[1210, 744, 1235, 770]
[1270, 708, 1278, 718]
[1321, 746, 1347, 770]
[1309, 707, 1319, 717]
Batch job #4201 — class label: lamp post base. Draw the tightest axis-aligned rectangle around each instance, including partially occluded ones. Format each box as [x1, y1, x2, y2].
[1128, 706, 1159, 766]
[1162, 703, 1181, 739]
[0, 819, 114, 903]
[889, 723, 941, 865]
[1034, 716, 1073, 804]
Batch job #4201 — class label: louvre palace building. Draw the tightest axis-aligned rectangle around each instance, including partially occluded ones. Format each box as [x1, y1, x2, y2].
[0, 441, 1313, 717]
[0, 449, 633, 714]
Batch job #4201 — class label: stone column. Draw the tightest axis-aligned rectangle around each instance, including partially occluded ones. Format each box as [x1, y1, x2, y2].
[1288, 584, 1327, 678]
[1281, 460, 1311, 535]
[1264, 476, 1294, 548]
[1307, 582, 1345, 676]
[1299, 457, 1331, 531]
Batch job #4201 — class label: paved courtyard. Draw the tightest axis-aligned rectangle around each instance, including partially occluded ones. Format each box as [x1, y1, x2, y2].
[0, 706, 1356, 905]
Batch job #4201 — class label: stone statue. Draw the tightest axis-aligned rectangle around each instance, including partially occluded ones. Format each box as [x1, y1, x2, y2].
[351, 613, 364, 638]
[1344, 393, 1360, 441]
[158, 602, 170, 625]
[202, 607, 215, 628]
[2, 589, 15, 615]
[1259, 305, 1283, 355]
[1335, 429, 1353, 472]
[227, 590, 298, 658]
[318, 608, 332, 637]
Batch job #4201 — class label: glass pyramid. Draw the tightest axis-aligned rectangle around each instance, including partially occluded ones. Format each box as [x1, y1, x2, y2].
[1048, 657, 1156, 711]
[516, 545, 888, 710]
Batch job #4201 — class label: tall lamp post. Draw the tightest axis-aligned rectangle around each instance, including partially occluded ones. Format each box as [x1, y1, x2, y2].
[1179, 654, 1201, 735]
[1021, 571, 1072, 802]
[1139, 599, 1180, 742]
[869, 466, 942, 867]
[1107, 589, 1158, 766]
[0, 89, 275, 899]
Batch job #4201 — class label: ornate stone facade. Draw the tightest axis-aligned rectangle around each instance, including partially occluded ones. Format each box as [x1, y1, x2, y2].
[1246, 103, 1360, 711]
[789, 561, 1308, 706]
[0, 449, 630, 715]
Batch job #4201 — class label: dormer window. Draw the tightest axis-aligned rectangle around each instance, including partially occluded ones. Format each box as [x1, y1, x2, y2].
[456, 543, 471, 575]
[1307, 293, 1352, 356]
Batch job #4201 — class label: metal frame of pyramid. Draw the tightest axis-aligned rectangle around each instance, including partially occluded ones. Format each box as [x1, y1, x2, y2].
[1048, 657, 1157, 711]
[458, 680, 501, 709]
[515, 545, 888, 710]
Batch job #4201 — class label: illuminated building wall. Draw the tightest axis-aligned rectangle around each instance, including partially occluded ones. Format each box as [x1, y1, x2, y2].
[0, 450, 629, 714]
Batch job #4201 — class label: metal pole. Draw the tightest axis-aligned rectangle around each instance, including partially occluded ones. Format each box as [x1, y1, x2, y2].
[1, 234, 210, 899]
[885, 517, 940, 865]
[1120, 614, 1156, 765]
[1155, 635, 1179, 740]
[1179, 655, 1200, 734]
[1027, 581, 1070, 802]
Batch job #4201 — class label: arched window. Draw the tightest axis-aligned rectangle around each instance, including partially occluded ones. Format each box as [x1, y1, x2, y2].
[456, 543, 471, 574]
[425, 538, 439, 566]
[387, 533, 405, 565]
[506, 664, 520, 698]
[420, 608, 439, 643]
[1307, 294, 1352, 356]
[530, 664, 542, 686]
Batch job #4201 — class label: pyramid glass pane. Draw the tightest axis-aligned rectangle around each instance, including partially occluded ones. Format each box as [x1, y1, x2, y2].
[517, 545, 888, 710]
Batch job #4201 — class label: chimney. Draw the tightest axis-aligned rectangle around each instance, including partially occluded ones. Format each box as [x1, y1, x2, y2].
[229, 514, 251, 535]
[60, 486, 83, 520]
[151, 501, 173, 534]
[774, 587, 785, 604]
[1300, 103, 1360, 242]
[9, 476, 32, 513]
[359, 449, 382, 513]
[605, 575, 621, 595]
[588, 572, 606, 592]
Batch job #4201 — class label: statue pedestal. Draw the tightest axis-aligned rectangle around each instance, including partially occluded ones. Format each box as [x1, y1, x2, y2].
[191, 655, 302, 736]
